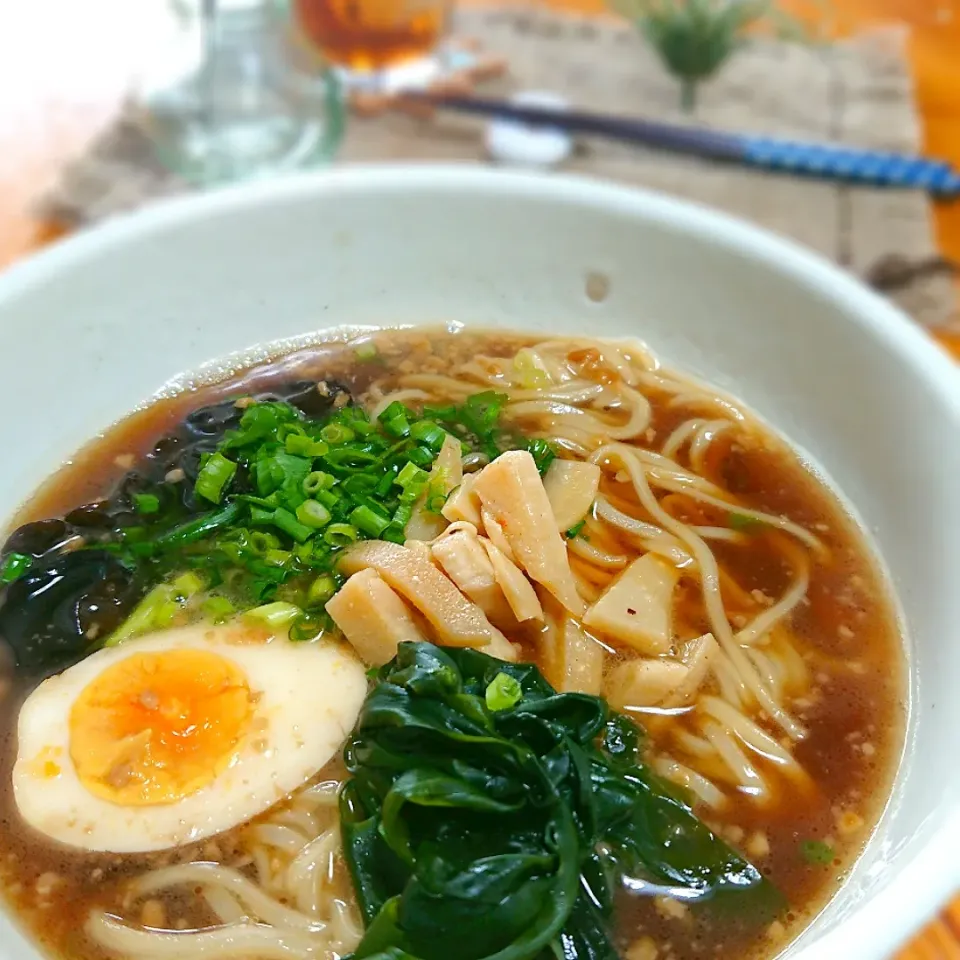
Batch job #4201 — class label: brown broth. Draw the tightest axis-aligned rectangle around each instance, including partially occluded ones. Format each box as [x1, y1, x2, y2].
[0, 329, 904, 960]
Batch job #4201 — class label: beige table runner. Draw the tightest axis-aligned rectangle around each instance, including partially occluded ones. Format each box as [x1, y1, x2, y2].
[40, 5, 956, 329]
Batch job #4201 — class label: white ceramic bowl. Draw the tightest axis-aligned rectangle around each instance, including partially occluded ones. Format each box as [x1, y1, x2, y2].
[0, 166, 957, 960]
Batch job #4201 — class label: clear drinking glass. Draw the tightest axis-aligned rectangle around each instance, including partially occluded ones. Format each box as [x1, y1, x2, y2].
[139, 0, 345, 185]
[291, 0, 452, 92]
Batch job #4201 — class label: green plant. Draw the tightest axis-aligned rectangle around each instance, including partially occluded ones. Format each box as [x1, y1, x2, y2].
[612, 0, 818, 111]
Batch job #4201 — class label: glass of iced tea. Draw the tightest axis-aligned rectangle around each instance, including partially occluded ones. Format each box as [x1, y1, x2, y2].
[293, 0, 451, 86]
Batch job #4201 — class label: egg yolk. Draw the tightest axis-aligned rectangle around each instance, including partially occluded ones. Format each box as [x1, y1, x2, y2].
[69, 649, 253, 806]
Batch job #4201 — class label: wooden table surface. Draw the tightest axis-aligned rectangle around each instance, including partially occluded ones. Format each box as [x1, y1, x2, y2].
[0, 1, 959, 957]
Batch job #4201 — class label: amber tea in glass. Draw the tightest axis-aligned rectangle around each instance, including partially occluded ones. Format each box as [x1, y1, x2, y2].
[294, 0, 449, 76]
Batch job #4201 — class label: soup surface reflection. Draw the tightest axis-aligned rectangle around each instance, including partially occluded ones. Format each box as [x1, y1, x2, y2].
[0, 330, 903, 960]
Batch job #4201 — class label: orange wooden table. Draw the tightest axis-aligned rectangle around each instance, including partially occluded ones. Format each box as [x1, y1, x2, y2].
[0, 1, 958, 956]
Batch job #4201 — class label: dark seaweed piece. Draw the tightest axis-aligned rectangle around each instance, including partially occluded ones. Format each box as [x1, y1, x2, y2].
[0, 550, 143, 671]
[2, 519, 77, 559]
[277, 379, 353, 417]
[340, 642, 780, 960]
[182, 398, 245, 440]
[65, 502, 114, 530]
[146, 435, 188, 483]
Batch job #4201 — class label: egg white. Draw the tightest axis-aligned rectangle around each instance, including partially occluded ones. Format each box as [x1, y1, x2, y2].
[12, 623, 366, 853]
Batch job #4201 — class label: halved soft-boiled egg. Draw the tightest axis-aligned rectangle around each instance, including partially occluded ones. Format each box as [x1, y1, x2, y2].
[12, 623, 366, 853]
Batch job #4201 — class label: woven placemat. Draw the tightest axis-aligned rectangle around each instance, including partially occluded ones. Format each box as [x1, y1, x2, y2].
[36, 6, 957, 329]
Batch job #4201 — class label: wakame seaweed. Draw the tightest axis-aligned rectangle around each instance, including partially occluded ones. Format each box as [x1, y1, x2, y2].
[0, 383, 556, 671]
[340, 642, 781, 960]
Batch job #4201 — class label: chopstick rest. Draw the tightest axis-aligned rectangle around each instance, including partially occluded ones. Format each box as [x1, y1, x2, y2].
[484, 92, 573, 169]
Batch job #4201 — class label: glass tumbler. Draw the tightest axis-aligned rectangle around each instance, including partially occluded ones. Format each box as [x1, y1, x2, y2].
[139, 0, 345, 186]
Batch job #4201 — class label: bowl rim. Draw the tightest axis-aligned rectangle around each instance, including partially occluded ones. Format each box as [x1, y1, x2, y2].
[5, 163, 960, 410]
[0, 164, 958, 958]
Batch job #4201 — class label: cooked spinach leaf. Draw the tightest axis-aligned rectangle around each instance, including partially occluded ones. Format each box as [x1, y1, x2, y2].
[340, 642, 780, 960]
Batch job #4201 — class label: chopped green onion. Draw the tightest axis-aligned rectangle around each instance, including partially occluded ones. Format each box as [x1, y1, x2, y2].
[151, 501, 243, 550]
[396, 462, 428, 489]
[316, 489, 340, 509]
[195, 452, 238, 504]
[381, 523, 406, 544]
[343, 474, 378, 497]
[223, 401, 299, 450]
[485, 672, 523, 712]
[234, 493, 277, 509]
[202, 596, 236, 624]
[424, 403, 456, 421]
[293, 540, 315, 562]
[254, 459, 284, 497]
[407, 446, 434, 468]
[409, 420, 448, 451]
[323, 523, 359, 547]
[153, 600, 180, 629]
[380, 412, 411, 438]
[729, 512, 766, 533]
[320, 423, 355, 444]
[127, 542, 156, 559]
[289, 614, 326, 643]
[263, 451, 311, 499]
[377, 401, 409, 423]
[285, 434, 329, 458]
[307, 574, 337, 607]
[105, 572, 205, 646]
[250, 506, 276, 526]
[244, 601, 302, 630]
[350, 505, 390, 537]
[397, 487, 423, 507]
[297, 499, 332, 529]
[354, 341, 378, 362]
[171, 571, 205, 599]
[324, 448, 380, 469]
[272, 507, 314, 543]
[248, 530, 281, 555]
[264, 548, 292, 568]
[425, 487, 448, 514]
[565, 520, 586, 540]
[423, 469, 450, 514]
[133, 492, 161, 515]
[513, 348, 553, 389]
[0, 552, 32, 585]
[801, 840, 834, 866]
[354, 493, 390, 515]
[465, 391, 508, 433]
[392, 503, 414, 528]
[105, 585, 171, 645]
[374, 469, 397, 497]
[91, 390, 599, 659]
[251, 580, 279, 604]
[349, 418, 375, 437]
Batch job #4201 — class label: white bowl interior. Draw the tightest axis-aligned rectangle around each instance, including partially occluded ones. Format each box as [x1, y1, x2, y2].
[0, 167, 957, 960]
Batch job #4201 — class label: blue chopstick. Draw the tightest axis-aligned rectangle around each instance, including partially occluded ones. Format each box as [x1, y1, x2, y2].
[420, 94, 960, 198]
[739, 136, 960, 195]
